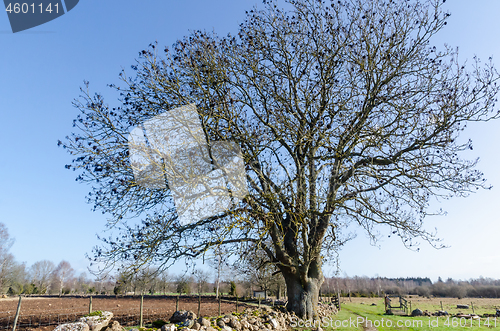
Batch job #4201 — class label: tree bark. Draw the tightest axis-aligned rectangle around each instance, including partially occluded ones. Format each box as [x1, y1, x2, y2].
[283, 262, 324, 320]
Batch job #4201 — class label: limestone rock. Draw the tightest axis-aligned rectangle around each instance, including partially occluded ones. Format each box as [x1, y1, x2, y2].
[170, 311, 197, 324]
[268, 319, 278, 330]
[161, 324, 177, 331]
[178, 320, 195, 328]
[55, 322, 90, 331]
[80, 312, 113, 331]
[412, 309, 423, 317]
[104, 321, 124, 331]
[240, 320, 251, 329]
[228, 318, 241, 330]
[198, 318, 211, 328]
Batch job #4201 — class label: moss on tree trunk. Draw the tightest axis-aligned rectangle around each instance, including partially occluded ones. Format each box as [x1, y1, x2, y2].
[283, 261, 324, 320]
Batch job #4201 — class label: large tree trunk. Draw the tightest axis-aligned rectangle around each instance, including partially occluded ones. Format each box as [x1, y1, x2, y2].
[283, 261, 324, 320]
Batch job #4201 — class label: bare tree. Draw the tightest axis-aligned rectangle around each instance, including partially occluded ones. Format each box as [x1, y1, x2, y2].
[93, 273, 115, 295]
[209, 246, 231, 298]
[63, 0, 500, 319]
[133, 267, 157, 295]
[175, 274, 192, 295]
[0, 223, 15, 293]
[158, 270, 170, 294]
[6, 262, 27, 295]
[52, 261, 74, 295]
[75, 272, 89, 294]
[235, 243, 284, 299]
[193, 269, 210, 295]
[114, 271, 132, 294]
[30, 260, 55, 294]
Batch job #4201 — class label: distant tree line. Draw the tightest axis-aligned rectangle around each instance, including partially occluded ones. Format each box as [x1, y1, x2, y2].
[4, 220, 498, 299]
[111, 255, 286, 299]
[110, 243, 286, 299]
[0, 222, 114, 296]
[0, 223, 284, 297]
[321, 276, 500, 299]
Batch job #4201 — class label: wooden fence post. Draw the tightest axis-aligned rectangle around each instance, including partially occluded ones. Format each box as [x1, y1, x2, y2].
[89, 296, 93, 314]
[12, 296, 22, 331]
[139, 295, 144, 328]
[218, 296, 221, 316]
[198, 294, 201, 317]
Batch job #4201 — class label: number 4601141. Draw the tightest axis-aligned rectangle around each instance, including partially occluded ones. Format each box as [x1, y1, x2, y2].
[5, 2, 59, 14]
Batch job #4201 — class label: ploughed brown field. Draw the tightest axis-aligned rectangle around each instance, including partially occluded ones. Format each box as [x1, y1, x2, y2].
[0, 296, 245, 331]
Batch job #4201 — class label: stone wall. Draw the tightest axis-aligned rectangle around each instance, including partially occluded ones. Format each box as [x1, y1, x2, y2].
[53, 302, 339, 331]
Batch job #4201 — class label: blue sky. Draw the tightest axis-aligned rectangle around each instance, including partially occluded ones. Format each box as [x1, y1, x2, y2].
[1, 0, 499, 282]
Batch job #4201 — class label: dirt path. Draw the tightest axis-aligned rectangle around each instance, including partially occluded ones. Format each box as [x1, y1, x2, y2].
[341, 306, 378, 331]
[355, 316, 378, 331]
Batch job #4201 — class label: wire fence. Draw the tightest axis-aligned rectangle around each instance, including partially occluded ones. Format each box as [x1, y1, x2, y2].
[0, 295, 252, 330]
[0, 311, 86, 330]
[0, 308, 183, 330]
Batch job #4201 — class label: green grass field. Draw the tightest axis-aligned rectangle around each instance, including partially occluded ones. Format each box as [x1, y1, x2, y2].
[307, 297, 500, 330]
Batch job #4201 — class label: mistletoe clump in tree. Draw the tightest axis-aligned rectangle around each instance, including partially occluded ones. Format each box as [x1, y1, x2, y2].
[61, 0, 500, 319]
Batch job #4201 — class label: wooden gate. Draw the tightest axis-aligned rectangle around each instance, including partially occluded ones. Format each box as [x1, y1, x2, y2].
[385, 295, 408, 315]
[333, 293, 341, 311]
